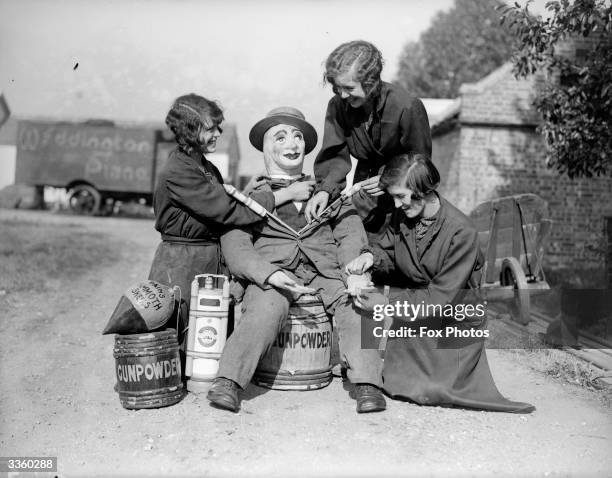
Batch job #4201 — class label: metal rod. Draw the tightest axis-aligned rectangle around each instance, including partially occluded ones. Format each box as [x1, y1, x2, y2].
[223, 184, 299, 236]
[298, 180, 366, 235]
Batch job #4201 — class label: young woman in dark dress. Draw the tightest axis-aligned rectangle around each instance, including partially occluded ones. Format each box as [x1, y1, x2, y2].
[346, 154, 535, 413]
[148, 94, 276, 338]
[304, 40, 432, 232]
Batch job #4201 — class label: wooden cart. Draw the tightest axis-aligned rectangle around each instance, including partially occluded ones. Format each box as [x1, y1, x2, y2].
[469, 194, 553, 325]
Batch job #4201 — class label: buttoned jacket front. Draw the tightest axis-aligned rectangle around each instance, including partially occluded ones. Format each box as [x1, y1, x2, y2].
[220, 183, 368, 288]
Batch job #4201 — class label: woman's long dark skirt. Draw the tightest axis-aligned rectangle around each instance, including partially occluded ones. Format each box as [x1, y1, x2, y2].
[383, 317, 535, 413]
[148, 241, 223, 341]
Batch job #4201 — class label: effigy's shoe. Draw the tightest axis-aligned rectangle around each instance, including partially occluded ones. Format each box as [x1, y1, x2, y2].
[355, 383, 386, 413]
[207, 377, 240, 412]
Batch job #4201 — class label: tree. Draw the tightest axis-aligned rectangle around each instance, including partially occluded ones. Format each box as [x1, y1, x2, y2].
[500, 0, 612, 178]
[395, 0, 514, 98]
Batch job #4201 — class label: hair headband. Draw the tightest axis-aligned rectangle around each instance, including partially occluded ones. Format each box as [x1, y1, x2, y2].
[175, 102, 201, 116]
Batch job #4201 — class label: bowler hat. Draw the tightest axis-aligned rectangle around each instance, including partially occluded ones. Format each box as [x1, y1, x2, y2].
[249, 106, 318, 154]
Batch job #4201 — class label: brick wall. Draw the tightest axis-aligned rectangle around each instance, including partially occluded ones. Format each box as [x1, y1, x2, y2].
[432, 127, 460, 197]
[460, 63, 543, 126]
[434, 62, 612, 287]
[556, 35, 604, 63]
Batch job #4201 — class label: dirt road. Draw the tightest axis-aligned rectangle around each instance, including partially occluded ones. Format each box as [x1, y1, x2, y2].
[0, 210, 610, 477]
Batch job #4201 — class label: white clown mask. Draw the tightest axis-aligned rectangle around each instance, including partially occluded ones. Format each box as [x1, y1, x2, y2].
[263, 123, 306, 176]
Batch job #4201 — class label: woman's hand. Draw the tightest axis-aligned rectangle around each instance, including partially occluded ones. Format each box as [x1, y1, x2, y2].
[345, 252, 374, 275]
[304, 191, 330, 222]
[274, 180, 316, 206]
[360, 175, 384, 197]
[345, 273, 373, 297]
[242, 173, 268, 195]
[287, 180, 316, 201]
[266, 271, 316, 297]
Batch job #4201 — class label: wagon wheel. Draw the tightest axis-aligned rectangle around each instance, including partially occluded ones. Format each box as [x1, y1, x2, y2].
[68, 184, 101, 215]
[500, 257, 531, 325]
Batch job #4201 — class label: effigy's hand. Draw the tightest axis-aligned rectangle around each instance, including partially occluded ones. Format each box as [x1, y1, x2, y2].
[304, 191, 329, 222]
[345, 252, 374, 275]
[360, 175, 384, 197]
[266, 271, 316, 297]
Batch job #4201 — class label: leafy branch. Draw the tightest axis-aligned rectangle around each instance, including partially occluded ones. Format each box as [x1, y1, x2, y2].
[499, 0, 612, 177]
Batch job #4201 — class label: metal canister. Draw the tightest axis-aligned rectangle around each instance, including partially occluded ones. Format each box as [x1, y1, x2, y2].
[185, 274, 230, 393]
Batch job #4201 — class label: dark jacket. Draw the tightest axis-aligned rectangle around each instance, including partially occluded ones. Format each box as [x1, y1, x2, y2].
[372, 197, 536, 414]
[153, 147, 274, 240]
[314, 81, 432, 199]
[220, 183, 368, 288]
[370, 195, 483, 308]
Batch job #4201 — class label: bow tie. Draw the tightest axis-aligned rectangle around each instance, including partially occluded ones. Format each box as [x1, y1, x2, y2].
[265, 174, 312, 190]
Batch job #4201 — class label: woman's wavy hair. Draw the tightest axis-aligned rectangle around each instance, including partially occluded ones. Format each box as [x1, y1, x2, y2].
[380, 153, 440, 197]
[165, 94, 224, 154]
[324, 40, 384, 99]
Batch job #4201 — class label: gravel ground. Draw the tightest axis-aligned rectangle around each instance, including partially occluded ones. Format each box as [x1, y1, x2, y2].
[0, 209, 611, 478]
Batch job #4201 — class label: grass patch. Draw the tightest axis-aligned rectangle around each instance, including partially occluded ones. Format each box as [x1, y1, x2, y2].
[511, 348, 612, 407]
[487, 316, 612, 406]
[533, 349, 607, 389]
[0, 218, 121, 294]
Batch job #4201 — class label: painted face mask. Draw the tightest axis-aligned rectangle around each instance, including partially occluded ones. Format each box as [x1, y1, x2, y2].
[262, 123, 305, 176]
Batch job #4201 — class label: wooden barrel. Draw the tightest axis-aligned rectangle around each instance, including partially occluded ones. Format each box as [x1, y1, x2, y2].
[113, 329, 186, 409]
[253, 294, 333, 390]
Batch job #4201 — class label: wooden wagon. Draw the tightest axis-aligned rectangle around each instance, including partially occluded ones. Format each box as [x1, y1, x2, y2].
[469, 194, 553, 325]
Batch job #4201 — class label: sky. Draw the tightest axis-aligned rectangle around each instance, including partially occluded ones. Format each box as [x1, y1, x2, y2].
[0, 0, 549, 178]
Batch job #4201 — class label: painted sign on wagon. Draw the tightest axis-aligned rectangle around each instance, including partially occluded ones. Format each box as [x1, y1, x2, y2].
[16, 120, 156, 193]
